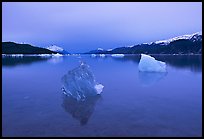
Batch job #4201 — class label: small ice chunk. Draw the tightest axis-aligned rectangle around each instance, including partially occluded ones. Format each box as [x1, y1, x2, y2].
[10, 54, 24, 57]
[138, 54, 166, 72]
[72, 54, 80, 56]
[94, 84, 104, 94]
[61, 62, 104, 101]
[111, 54, 124, 57]
[39, 54, 52, 57]
[99, 54, 106, 57]
[91, 54, 97, 57]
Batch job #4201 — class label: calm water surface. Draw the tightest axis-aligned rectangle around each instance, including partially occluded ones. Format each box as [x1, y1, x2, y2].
[2, 54, 202, 137]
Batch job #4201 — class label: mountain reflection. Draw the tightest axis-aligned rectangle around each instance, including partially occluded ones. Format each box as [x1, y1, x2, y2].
[154, 55, 202, 72]
[62, 94, 101, 126]
[2, 56, 50, 67]
[2, 56, 65, 67]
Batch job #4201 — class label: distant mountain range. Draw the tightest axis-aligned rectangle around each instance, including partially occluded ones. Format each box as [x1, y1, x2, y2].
[2, 42, 69, 54]
[2, 32, 202, 55]
[85, 32, 202, 54]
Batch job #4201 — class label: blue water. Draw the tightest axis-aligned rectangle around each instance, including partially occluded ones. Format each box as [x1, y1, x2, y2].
[2, 55, 202, 137]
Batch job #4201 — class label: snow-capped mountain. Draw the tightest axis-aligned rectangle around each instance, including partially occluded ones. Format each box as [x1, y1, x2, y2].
[85, 31, 202, 54]
[107, 49, 113, 51]
[97, 48, 104, 51]
[147, 31, 202, 45]
[47, 45, 63, 52]
[47, 45, 69, 54]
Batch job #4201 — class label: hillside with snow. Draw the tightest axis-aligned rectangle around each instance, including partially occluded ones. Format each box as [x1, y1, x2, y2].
[2, 42, 57, 54]
[85, 32, 202, 54]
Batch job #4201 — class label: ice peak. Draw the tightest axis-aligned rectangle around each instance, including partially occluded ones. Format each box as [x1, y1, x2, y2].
[125, 45, 134, 48]
[97, 48, 103, 51]
[107, 49, 113, 51]
[141, 31, 202, 46]
[154, 31, 202, 45]
[47, 45, 64, 52]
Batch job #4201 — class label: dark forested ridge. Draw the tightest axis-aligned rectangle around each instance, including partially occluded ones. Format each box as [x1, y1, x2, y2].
[86, 32, 202, 54]
[2, 42, 57, 54]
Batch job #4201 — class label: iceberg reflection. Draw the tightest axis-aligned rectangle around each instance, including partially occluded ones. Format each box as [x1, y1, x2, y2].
[138, 72, 167, 86]
[61, 94, 101, 125]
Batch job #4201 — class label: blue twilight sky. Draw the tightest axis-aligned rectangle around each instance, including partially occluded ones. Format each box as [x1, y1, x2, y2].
[2, 2, 202, 53]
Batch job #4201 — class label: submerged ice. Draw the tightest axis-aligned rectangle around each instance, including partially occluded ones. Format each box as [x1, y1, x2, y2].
[138, 72, 167, 86]
[62, 94, 101, 125]
[61, 62, 104, 101]
[138, 54, 167, 72]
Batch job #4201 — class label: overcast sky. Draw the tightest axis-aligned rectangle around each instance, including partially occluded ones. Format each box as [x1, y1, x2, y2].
[2, 2, 202, 53]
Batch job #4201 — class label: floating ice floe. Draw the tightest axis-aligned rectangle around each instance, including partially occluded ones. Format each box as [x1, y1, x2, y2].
[90, 54, 105, 57]
[52, 53, 63, 57]
[61, 62, 104, 101]
[39, 54, 52, 57]
[99, 54, 106, 57]
[91, 54, 97, 57]
[12, 54, 24, 57]
[5, 54, 24, 57]
[72, 54, 80, 56]
[138, 54, 166, 72]
[111, 54, 125, 57]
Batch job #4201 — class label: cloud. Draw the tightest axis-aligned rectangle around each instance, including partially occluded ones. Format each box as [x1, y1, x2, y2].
[2, 2, 202, 52]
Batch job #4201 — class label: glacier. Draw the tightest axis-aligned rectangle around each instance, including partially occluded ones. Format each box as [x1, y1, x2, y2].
[61, 62, 104, 101]
[138, 54, 166, 72]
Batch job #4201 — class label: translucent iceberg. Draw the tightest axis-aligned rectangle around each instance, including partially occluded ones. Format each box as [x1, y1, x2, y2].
[138, 54, 166, 72]
[61, 62, 104, 101]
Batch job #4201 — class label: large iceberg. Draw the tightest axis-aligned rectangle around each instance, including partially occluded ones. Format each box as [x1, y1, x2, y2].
[61, 62, 104, 101]
[138, 54, 167, 72]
